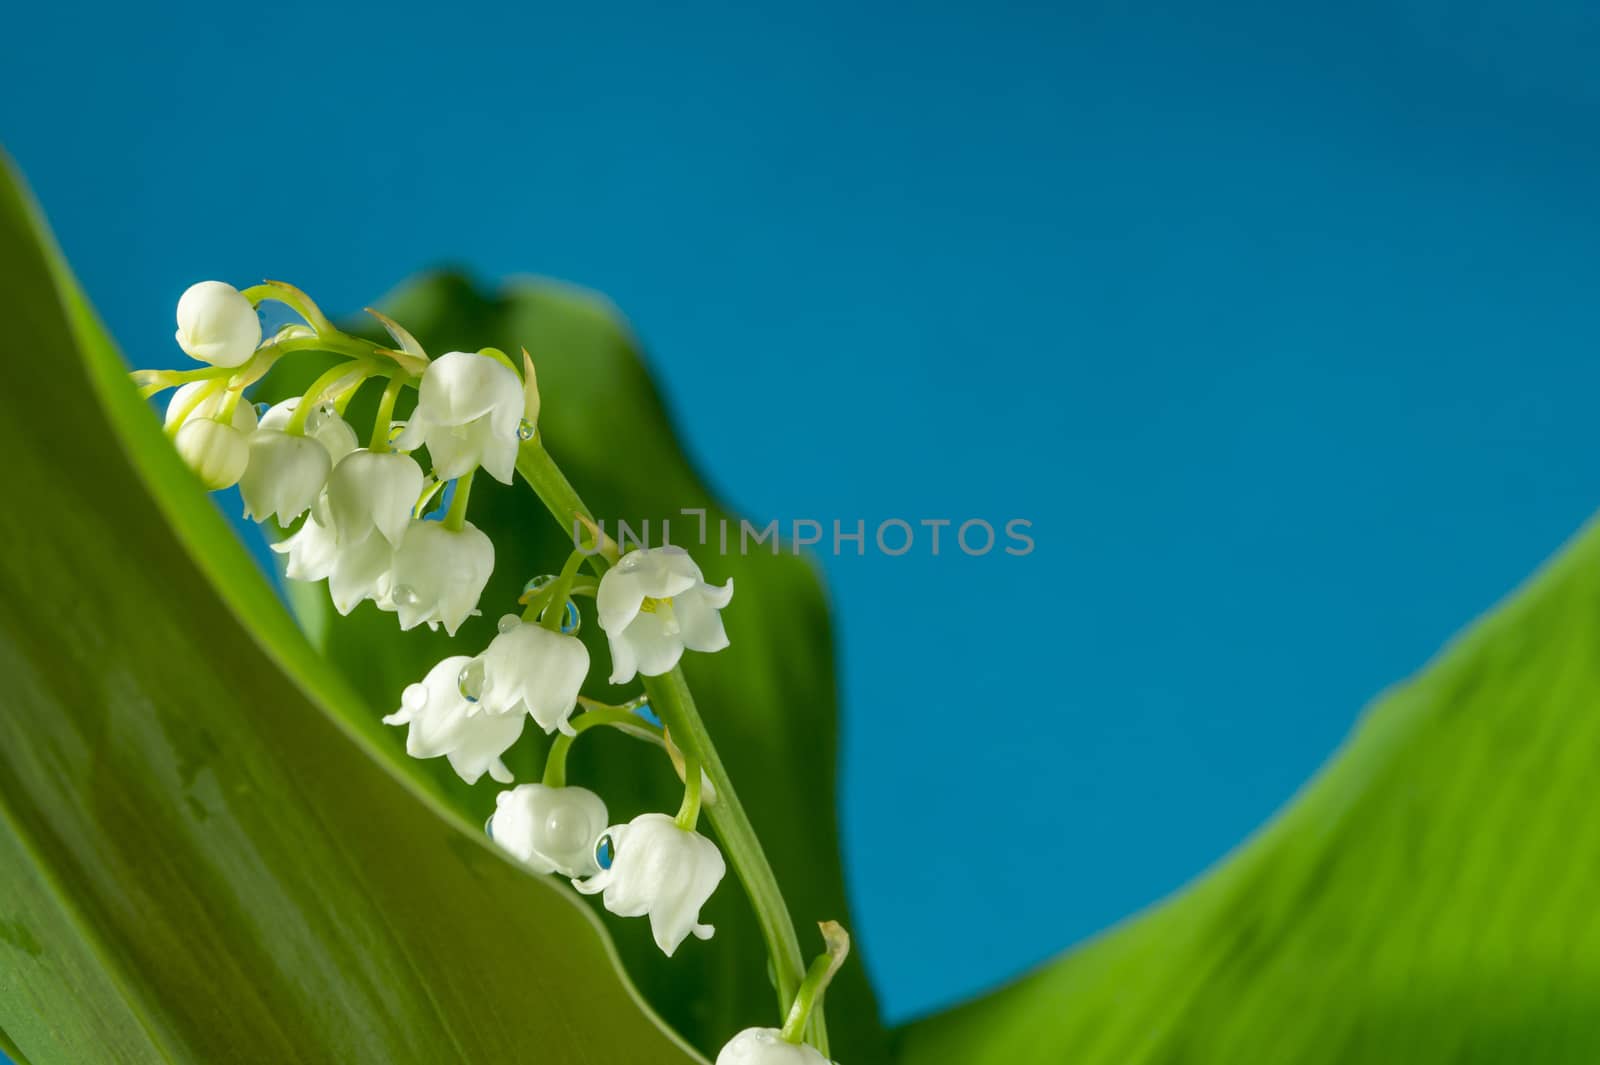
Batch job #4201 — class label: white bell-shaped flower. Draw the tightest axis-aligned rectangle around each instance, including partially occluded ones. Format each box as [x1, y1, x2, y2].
[324, 449, 424, 547]
[239, 431, 331, 524]
[393, 351, 522, 483]
[716, 1029, 833, 1065]
[258, 397, 359, 466]
[597, 546, 734, 684]
[271, 512, 340, 581]
[573, 812, 725, 956]
[478, 618, 589, 734]
[270, 511, 397, 614]
[389, 519, 494, 635]
[175, 281, 261, 368]
[490, 783, 609, 877]
[382, 656, 523, 784]
[166, 382, 258, 491]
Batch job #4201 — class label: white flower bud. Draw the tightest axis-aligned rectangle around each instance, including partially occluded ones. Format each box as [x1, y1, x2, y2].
[597, 546, 733, 684]
[324, 449, 424, 547]
[716, 1029, 833, 1065]
[239, 431, 332, 524]
[490, 783, 608, 877]
[393, 351, 522, 483]
[383, 656, 524, 785]
[175, 281, 261, 368]
[479, 619, 589, 734]
[174, 418, 252, 490]
[574, 812, 725, 957]
[389, 519, 494, 636]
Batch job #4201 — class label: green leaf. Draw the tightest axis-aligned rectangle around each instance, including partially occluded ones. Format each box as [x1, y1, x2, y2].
[0, 157, 704, 1062]
[895, 517, 1600, 1062]
[261, 275, 891, 1060]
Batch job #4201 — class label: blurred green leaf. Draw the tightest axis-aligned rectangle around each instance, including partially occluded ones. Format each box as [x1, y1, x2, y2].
[0, 158, 704, 1062]
[895, 518, 1600, 1062]
[267, 275, 890, 1060]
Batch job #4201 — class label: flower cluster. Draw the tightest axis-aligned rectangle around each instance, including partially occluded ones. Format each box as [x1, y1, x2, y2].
[143, 278, 841, 1064]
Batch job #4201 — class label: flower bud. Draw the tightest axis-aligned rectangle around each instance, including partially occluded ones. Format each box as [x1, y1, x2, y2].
[490, 783, 608, 877]
[175, 418, 251, 490]
[382, 656, 524, 785]
[175, 281, 262, 368]
[240, 431, 332, 524]
[716, 1029, 833, 1065]
[388, 519, 494, 636]
[574, 813, 725, 956]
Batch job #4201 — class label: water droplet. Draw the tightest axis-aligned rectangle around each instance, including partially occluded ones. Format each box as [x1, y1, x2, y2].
[516, 417, 536, 441]
[595, 833, 615, 871]
[457, 657, 486, 703]
[483, 813, 496, 840]
[560, 601, 581, 635]
[401, 683, 429, 713]
[391, 584, 420, 607]
[253, 401, 270, 417]
[387, 421, 406, 444]
[497, 613, 521, 635]
[618, 552, 642, 572]
[523, 575, 555, 596]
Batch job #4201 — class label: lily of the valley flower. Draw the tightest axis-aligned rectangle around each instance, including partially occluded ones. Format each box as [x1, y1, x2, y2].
[383, 656, 523, 784]
[389, 519, 494, 635]
[394, 351, 522, 483]
[166, 382, 258, 490]
[272, 513, 398, 615]
[716, 1029, 834, 1065]
[324, 449, 424, 547]
[478, 618, 589, 734]
[573, 812, 725, 957]
[490, 783, 609, 877]
[240, 431, 331, 524]
[597, 546, 733, 684]
[175, 281, 261, 368]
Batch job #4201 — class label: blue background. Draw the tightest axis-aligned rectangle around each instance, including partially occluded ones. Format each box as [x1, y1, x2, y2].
[4, 0, 1600, 1025]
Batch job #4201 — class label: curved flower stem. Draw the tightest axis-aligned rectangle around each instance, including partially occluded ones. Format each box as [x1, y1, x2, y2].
[675, 754, 703, 830]
[369, 375, 407, 452]
[542, 707, 666, 788]
[514, 438, 815, 1035]
[287, 360, 370, 434]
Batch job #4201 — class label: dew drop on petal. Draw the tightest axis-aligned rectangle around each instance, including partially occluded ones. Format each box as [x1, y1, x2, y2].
[401, 682, 429, 713]
[617, 552, 642, 572]
[497, 613, 521, 635]
[457, 657, 486, 703]
[595, 833, 615, 871]
[483, 813, 496, 840]
[516, 418, 536, 441]
[391, 584, 421, 607]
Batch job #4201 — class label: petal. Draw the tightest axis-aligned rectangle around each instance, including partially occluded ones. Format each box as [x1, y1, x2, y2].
[674, 587, 730, 655]
[620, 612, 686, 678]
[596, 567, 648, 634]
[417, 352, 523, 427]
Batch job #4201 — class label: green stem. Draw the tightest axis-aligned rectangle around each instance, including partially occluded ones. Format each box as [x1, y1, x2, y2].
[675, 754, 703, 830]
[538, 549, 590, 633]
[542, 707, 666, 788]
[288, 361, 367, 434]
[370, 375, 407, 452]
[443, 469, 475, 531]
[514, 440, 813, 1027]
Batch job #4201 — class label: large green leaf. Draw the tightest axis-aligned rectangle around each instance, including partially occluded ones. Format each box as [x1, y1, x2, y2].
[895, 516, 1600, 1062]
[0, 158, 704, 1062]
[261, 275, 891, 1060]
